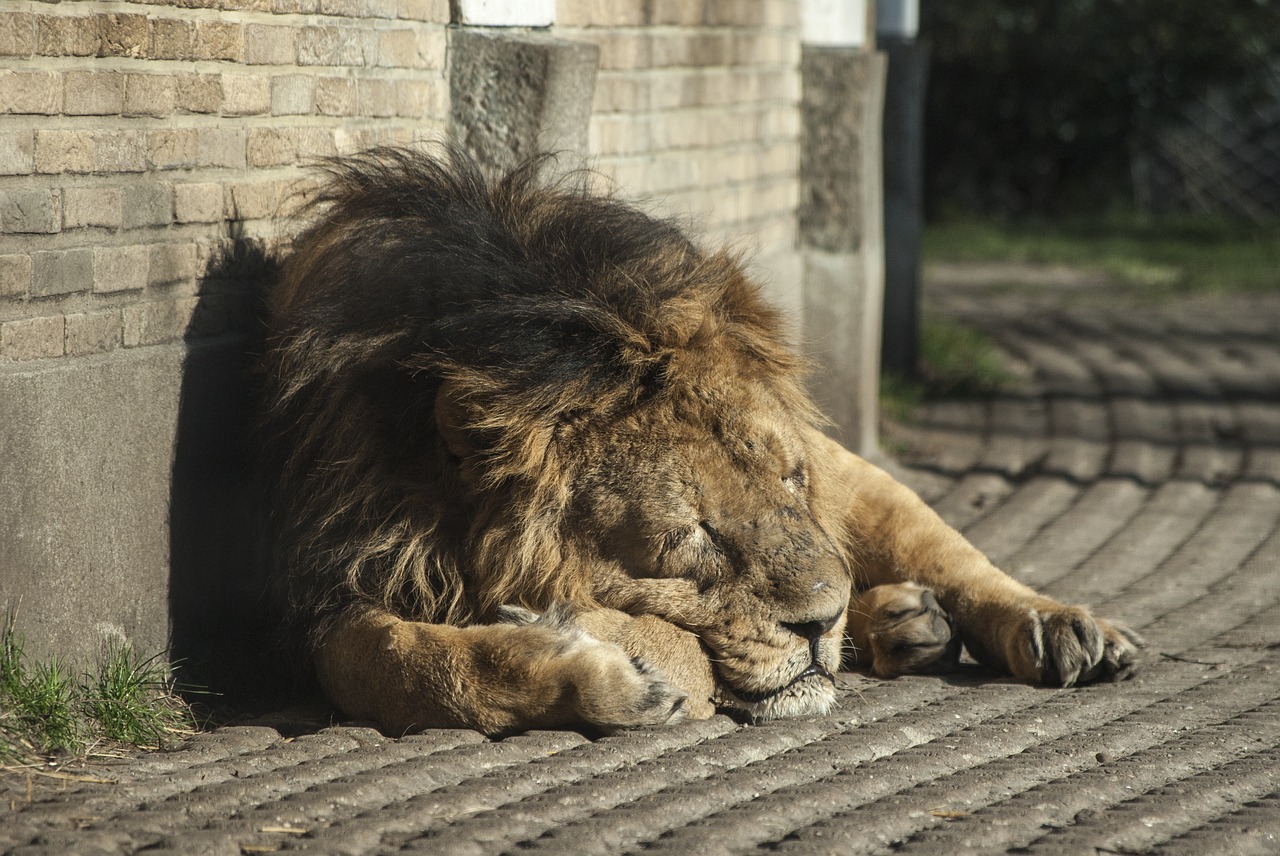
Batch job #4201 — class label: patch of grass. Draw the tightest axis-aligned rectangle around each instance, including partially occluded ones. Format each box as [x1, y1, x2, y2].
[880, 319, 1015, 424]
[924, 212, 1280, 295]
[0, 614, 194, 761]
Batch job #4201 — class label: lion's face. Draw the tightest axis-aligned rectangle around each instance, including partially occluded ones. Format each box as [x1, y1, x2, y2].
[567, 377, 851, 720]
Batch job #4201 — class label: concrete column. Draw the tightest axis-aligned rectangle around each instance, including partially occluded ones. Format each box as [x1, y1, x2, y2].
[448, 27, 599, 172]
[799, 47, 888, 457]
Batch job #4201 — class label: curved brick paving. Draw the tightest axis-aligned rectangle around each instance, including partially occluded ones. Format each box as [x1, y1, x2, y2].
[3, 280, 1278, 855]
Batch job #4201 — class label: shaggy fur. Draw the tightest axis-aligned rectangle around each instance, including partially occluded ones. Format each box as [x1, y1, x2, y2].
[258, 146, 1142, 735]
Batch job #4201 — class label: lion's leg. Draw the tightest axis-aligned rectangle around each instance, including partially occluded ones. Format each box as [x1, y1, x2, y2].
[811, 432, 1143, 686]
[314, 605, 689, 735]
[845, 583, 961, 677]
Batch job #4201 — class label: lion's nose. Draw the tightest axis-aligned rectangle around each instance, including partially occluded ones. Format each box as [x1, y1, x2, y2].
[781, 610, 842, 641]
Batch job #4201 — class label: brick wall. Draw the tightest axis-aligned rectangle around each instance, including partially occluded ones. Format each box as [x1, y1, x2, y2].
[556, 0, 801, 262]
[0, 0, 451, 363]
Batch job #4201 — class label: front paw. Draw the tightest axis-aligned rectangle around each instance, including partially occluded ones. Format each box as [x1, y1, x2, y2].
[1007, 604, 1145, 686]
[500, 603, 690, 730]
[854, 583, 962, 678]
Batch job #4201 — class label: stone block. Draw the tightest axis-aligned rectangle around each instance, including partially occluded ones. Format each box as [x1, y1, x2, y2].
[64, 310, 122, 357]
[224, 181, 278, 220]
[271, 74, 315, 115]
[298, 25, 366, 66]
[221, 74, 270, 117]
[32, 249, 93, 296]
[34, 129, 94, 174]
[147, 129, 198, 170]
[0, 12, 34, 57]
[96, 12, 149, 58]
[0, 70, 60, 114]
[148, 243, 198, 288]
[94, 245, 151, 293]
[0, 315, 64, 361]
[63, 186, 123, 229]
[0, 253, 32, 298]
[246, 127, 298, 167]
[63, 71, 125, 116]
[196, 128, 248, 170]
[357, 78, 396, 117]
[124, 73, 177, 117]
[122, 183, 173, 229]
[35, 14, 97, 57]
[0, 339, 257, 668]
[176, 73, 222, 114]
[123, 297, 198, 347]
[0, 130, 34, 175]
[175, 182, 224, 224]
[152, 18, 196, 60]
[0, 189, 59, 234]
[245, 23, 297, 65]
[194, 20, 243, 62]
[449, 28, 599, 171]
[93, 130, 147, 173]
[314, 76, 356, 115]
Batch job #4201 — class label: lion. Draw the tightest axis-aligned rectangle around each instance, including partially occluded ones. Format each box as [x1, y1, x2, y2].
[257, 146, 1142, 736]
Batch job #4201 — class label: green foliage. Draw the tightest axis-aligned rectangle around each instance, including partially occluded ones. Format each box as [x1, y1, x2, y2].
[924, 213, 1280, 295]
[880, 320, 1014, 424]
[922, 0, 1280, 215]
[0, 615, 193, 760]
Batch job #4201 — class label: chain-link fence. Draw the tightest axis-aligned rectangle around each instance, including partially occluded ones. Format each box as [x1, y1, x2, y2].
[1133, 64, 1280, 224]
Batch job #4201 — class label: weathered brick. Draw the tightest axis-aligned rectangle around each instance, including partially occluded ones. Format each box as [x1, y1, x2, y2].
[34, 130, 94, 174]
[35, 15, 97, 57]
[194, 19, 243, 61]
[151, 17, 196, 60]
[122, 183, 172, 229]
[298, 25, 365, 66]
[147, 243, 198, 287]
[366, 0, 400, 17]
[96, 12, 149, 58]
[224, 181, 278, 220]
[148, 129, 198, 170]
[64, 310, 122, 357]
[221, 74, 270, 116]
[416, 28, 446, 69]
[93, 131, 147, 173]
[271, 74, 315, 115]
[272, 0, 321, 12]
[393, 79, 440, 118]
[63, 71, 125, 116]
[294, 127, 338, 158]
[375, 29, 419, 68]
[0, 70, 60, 114]
[246, 127, 298, 167]
[0, 12, 34, 57]
[0, 131, 34, 175]
[174, 182, 224, 224]
[176, 73, 222, 113]
[314, 76, 356, 115]
[93, 245, 150, 293]
[1, 315, 65, 361]
[196, 128, 247, 169]
[396, 0, 446, 21]
[124, 74, 177, 117]
[558, 0, 647, 26]
[317, 0, 365, 16]
[123, 297, 198, 347]
[0, 189, 60, 234]
[32, 249, 93, 296]
[245, 23, 297, 65]
[0, 253, 32, 298]
[357, 78, 396, 117]
[63, 186, 123, 229]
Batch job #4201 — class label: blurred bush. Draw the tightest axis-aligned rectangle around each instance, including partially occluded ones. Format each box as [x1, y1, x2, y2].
[921, 0, 1279, 217]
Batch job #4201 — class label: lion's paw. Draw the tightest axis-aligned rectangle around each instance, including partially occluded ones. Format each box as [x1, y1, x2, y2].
[1009, 604, 1145, 686]
[498, 603, 689, 731]
[855, 583, 961, 678]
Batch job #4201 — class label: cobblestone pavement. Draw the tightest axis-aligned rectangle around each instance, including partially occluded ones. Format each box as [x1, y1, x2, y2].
[3, 278, 1278, 855]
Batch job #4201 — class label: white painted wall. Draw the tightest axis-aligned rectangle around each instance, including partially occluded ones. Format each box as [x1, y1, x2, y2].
[454, 0, 555, 27]
[802, 0, 868, 47]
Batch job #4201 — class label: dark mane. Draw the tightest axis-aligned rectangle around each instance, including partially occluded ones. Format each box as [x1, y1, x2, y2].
[258, 145, 812, 645]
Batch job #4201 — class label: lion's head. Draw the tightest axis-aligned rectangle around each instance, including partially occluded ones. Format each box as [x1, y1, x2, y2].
[262, 146, 854, 720]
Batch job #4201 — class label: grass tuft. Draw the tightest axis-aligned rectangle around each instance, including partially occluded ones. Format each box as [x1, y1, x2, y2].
[0, 613, 194, 761]
[881, 319, 1016, 425]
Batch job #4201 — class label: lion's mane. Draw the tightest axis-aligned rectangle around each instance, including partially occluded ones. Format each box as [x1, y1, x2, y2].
[259, 147, 816, 648]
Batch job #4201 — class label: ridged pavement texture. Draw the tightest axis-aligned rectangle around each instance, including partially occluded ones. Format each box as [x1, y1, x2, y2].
[3, 279, 1278, 855]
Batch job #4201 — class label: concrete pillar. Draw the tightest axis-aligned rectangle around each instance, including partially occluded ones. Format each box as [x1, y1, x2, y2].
[799, 47, 888, 457]
[448, 28, 599, 172]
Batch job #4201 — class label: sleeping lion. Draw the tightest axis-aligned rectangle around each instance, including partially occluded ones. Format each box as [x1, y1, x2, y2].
[257, 147, 1142, 735]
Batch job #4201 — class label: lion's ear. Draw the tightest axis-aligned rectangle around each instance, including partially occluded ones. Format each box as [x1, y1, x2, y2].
[434, 381, 475, 461]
